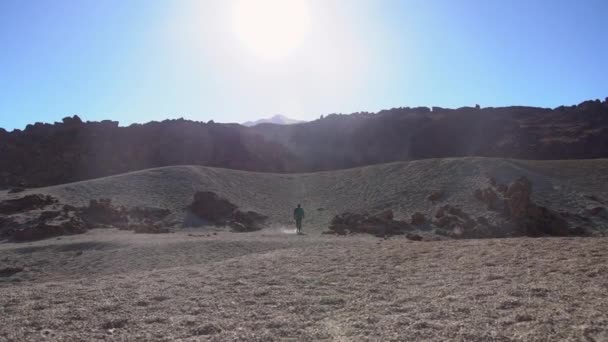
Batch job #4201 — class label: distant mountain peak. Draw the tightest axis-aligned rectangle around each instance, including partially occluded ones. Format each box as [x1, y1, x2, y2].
[243, 114, 306, 127]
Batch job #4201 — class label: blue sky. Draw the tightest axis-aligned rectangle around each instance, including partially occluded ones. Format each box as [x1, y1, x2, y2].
[1, 0, 607, 131]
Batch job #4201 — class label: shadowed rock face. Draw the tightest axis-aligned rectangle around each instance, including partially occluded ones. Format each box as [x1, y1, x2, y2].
[1, 99, 608, 188]
[0, 196, 174, 241]
[0, 117, 295, 188]
[187, 191, 268, 232]
[325, 210, 412, 237]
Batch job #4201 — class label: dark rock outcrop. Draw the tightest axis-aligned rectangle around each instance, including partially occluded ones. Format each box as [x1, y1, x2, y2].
[0, 117, 295, 188]
[187, 191, 268, 232]
[427, 191, 443, 203]
[0, 267, 23, 277]
[405, 233, 424, 241]
[188, 192, 238, 225]
[0, 195, 174, 241]
[326, 211, 411, 237]
[473, 176, 578, 237]
[2, 98, 608, 187]
[13, 217, 88, 242]
[410, 212, 427, 225]
[432, 205, 500, 239]
[0, 194, 57, 215]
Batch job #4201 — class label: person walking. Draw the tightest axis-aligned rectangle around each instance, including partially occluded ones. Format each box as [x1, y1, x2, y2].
[293, 204, 305, 234]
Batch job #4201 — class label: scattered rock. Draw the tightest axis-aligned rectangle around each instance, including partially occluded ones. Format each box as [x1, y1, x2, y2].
[131, 224, 170, 234]
[228, 221, 249, 232]
[192, 324, 221, 336]
[0, 194, 57, 215]
[188, 191, 237, 224]
[128, 207, 171, 222]
[8, 187, 25, 194]
[379, 210, 394, 221]
[474, 188, 503, 211]
[588, 206, 607, 217]
[13, 217, 88, 241]
[101, 319, 128, 330]
[506, 176, 532, 220]
[517, 204, 569, 237]
[187, 191, 267, 231]
[427, 191, 443, 203]
[473, 176, 576, 238]
[411, 212, 426, 225]
[232, 210, 268, 231]
[79, 199, 127, 227]
[406, 233, 423, 241]
[584, 194, 604, 204]
[326, 211, 411, 237]
[0, 267, 24, 277]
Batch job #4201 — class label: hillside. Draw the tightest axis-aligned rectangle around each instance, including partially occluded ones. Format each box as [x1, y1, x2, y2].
[2, 157, 607, 235]
[1, 98, 607, 187]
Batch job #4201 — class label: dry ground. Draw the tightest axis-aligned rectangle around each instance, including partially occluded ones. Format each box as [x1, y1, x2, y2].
[1, 158, 607, 341]
[2, 157, 607, 232]
[1, 229, 607, 341]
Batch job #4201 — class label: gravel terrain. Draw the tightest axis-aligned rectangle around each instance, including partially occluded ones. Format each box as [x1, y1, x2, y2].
[1, 157, 608, 341]
[1, 230, 607, 341]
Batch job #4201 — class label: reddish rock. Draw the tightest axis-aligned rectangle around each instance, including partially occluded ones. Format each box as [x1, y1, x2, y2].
[506, 177, 532, 220]
[411, 212, 427, 225]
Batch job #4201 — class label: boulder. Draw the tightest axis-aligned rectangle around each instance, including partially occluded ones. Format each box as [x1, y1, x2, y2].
[0, 194, 57, 215]
[187, 191, 268, 231]
[13, 217, 88, 242]
[232, 210, 268, 231]
[79, 199, 127, 226]
[0, 267, 23, 277]
[474, 188, 503, 211]
[588, 206, 607, 218]
[131, 224, 170, 234]
[188, 191, 237, 224]
[128, 207, 171, 222]
[228, 221, 250, 232]
[516, 204, 569, 237]
[327, 211, 410, 237]
[506, 177, 532, 220]
[8, 188, 25, 194]
[406, 233, 423, 241]
[411, 212, 426, 225]
[427, 191, 443, 203]
[379, 210, 394, 221]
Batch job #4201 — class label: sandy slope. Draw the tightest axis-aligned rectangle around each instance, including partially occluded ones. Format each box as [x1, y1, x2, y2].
[1, 230, 607, 341]
[2, 157, 607, 233]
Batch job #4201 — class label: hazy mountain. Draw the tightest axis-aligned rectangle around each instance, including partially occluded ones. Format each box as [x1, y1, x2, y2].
[242, 114, 306, 127]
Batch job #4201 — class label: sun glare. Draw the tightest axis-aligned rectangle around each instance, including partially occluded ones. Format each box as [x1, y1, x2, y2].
[232, 0, 311, 60]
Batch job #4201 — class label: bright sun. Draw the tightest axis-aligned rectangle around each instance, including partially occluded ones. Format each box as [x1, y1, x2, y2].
[232, 0, 311, 60]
